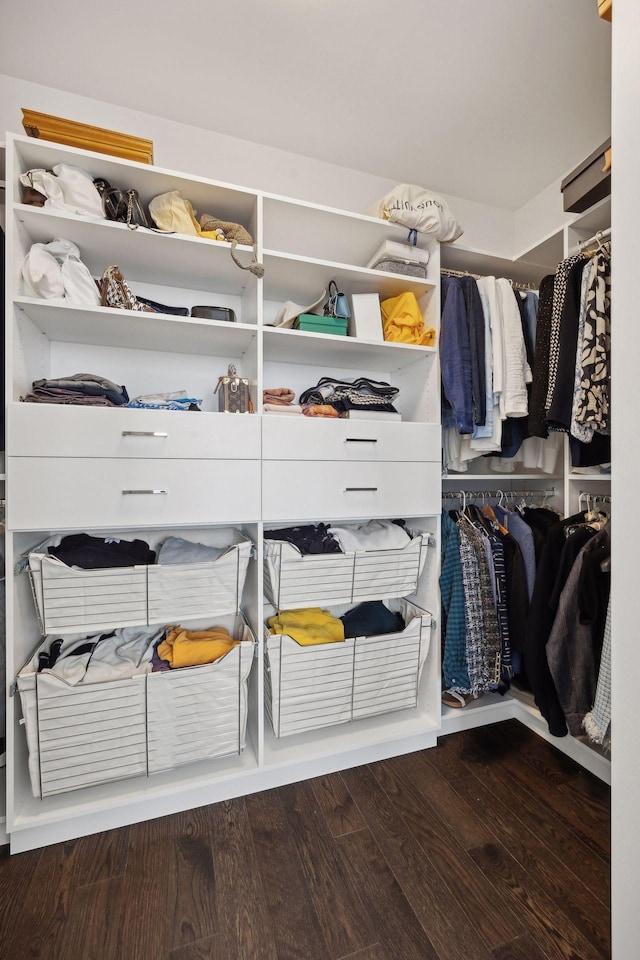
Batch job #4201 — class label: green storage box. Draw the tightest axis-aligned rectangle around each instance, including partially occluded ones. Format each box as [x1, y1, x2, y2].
[293, 314, 349, 336]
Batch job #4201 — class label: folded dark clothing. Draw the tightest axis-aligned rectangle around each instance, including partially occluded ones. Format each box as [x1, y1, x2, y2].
[22, 391, 114, 405]
[48, 533, 156, 569]
[265, 523, 342, 555]
[31, 373, 129, 406]
[340, 600, 405, 639]
[299, 376, 399, 407]
[330, 398, 398, 414]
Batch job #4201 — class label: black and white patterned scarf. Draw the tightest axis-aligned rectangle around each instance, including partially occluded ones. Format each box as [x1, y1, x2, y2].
[573, 248, 611, 437]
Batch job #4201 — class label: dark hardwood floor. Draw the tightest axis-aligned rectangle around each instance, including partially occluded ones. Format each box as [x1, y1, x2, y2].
[0, 720, 611, 960]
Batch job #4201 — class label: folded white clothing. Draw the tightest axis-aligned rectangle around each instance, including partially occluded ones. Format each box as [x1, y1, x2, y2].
[328, 519, 411, 552]
[263, 403, 303, 414]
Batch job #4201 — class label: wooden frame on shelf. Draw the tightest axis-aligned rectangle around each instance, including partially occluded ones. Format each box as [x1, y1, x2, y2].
[21, 110, 154, 164]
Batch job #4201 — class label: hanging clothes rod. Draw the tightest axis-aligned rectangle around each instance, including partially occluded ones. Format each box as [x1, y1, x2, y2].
[578, 490, 611, 504]
[440, 267, 538, 291]
[441, 266, 484, 280]
[442, 488, 555, 501]
[578, 227, 611, 251]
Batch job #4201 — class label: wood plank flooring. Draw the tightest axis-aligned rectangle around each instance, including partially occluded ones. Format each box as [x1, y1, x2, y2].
[0, 720, 611, 960]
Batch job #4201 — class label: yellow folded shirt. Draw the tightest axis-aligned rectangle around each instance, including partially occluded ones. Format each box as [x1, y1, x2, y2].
[268, 607, 345, 645]
[158, 625, 239, 668]
[381, 291, 437, 346]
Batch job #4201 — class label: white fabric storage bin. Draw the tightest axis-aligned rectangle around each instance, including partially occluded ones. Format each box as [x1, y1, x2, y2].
[146, 538, 252, 624]
[146, 614, 255, 773]
[17, 613, 256, 797]
[27, 557, 149, 635]
[27, 530, 253, 635]
[17, 670, 148, 798]
[263, 532, 430, 610]
[265, 599, 432, 738]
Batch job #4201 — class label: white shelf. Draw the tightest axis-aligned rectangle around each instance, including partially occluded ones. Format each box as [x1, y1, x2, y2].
[568, 196, 611, 237]
[510, 689, 610, 785]
[11, 743, 261, 835]
[263, 250, 435, 303]
[568, 473, 611, 482]
[14, 205, 257, 296]
[440, 691, 514, 734]
[441, 241, 551, 285]
[514, 228, 564, 272]
[262, 192, 434, 268]
[263, 324, 436, 369]
[11, 134, 258, 224]
[263, 708, 439, 768]
[440, 690, 610, 784]
[15, 297, 258, 357]
[442, 474, 560, 482]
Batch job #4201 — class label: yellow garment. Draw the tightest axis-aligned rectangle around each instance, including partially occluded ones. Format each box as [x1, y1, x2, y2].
[148, 192, 245, 243]
[158, 625, 239, 668]
[148, 191, 201, 236]
[268, 607, 345, 646]
[380, 291, 437, 347]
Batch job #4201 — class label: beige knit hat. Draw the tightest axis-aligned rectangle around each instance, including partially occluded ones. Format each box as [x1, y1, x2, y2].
[199, 215, 253, 246]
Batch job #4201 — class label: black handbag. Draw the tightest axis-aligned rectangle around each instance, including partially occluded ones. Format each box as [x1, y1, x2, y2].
[93, 179, 152, 230]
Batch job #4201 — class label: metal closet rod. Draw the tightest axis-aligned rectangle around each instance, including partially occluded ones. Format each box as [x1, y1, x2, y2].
[442, 488, 555, 501]
[578, 227, 611, 251]
[440, 267, 538, 291]
[578, 490, 611, 503]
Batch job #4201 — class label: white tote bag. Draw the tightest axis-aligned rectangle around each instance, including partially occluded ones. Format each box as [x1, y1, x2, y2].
[367, 184, 463, 242]
[19, 164, 104, 219]
[22, 239, 100, 306]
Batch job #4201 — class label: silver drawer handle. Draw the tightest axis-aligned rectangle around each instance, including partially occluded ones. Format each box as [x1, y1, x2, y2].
[344, 487, 378, 492]
[344, 437, 378, 443]
[122, 489, 169, 495]
[122, 431, 169, 438]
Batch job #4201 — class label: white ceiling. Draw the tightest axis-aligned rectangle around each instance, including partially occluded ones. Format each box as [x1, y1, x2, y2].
[0, 0, 611, 211]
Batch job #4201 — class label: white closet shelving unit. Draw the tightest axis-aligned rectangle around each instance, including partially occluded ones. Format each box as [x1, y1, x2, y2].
[3, 134, 443, 852]
[438, 198, 611, 784]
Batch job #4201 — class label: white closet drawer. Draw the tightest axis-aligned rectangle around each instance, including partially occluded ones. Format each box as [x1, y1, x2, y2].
[262, 416, 439, 462]
[9, 403, 261, 460]
[262, 460, 440, 522]
[8, 458, 261, 529]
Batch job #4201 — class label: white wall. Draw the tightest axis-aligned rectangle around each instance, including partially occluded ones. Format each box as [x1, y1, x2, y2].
[0, 73, 516, 257]
[513, 176, 567, 259]
[611, 2, 639, 956]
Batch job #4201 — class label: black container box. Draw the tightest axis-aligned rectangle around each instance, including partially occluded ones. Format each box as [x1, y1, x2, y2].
[561, 138, 611, 214]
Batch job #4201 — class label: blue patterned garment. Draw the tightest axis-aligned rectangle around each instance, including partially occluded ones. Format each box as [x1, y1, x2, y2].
[458, 527, 485, 696]
[458, 521, 498, 696]
[440, 512, 470, 693]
